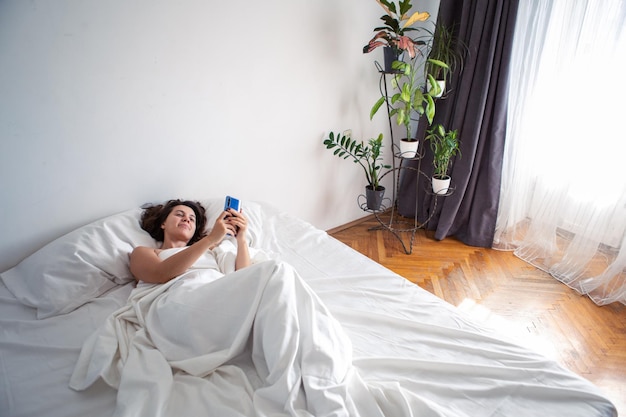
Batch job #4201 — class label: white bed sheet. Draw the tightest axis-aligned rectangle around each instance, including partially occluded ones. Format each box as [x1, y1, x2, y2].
[0, 202, 617, 417]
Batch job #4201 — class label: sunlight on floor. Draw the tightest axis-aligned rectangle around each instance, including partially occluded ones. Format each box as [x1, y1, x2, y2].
[457, 298, 559, 361]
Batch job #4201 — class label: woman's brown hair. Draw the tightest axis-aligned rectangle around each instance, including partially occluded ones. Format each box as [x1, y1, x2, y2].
[140, 199, 207, 245]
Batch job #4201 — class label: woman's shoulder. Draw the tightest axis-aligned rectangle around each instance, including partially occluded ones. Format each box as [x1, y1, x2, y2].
[132, 245, 159, 254]
[130, 246, 162, 262]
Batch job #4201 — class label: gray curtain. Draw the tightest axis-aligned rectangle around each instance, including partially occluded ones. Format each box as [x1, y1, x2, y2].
[397, 0, 519, 247]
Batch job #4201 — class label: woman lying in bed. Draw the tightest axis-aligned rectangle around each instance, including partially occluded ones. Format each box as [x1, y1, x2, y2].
[70, 199, 384, 417]
[130, 199, 251, 283]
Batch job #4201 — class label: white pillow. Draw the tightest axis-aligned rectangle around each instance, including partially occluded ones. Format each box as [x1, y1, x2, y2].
[0, 208, 156, 318]
[0, 198, 265, 319]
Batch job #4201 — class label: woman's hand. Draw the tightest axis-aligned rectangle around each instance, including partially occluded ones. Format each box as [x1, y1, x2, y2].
[225, 208, 248, 242]
[206, 211, 238, 245]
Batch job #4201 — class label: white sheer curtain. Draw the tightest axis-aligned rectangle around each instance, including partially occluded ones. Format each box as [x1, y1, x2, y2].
[494, 0, 626, 306]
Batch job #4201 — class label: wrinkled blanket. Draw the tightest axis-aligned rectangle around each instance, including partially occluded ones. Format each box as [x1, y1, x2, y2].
[69, 260, 388, 417]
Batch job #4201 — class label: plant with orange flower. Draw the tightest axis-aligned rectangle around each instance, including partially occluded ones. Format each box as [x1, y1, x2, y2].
[362, 0, 431, 59]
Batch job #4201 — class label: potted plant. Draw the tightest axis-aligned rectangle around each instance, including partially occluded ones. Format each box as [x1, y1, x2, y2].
[425, 124, 460, 194]
[370, 57, 446, 158]
[425, 23, 467, 98]
[323, 131, 391, 210]
[362, 0, 431, 72]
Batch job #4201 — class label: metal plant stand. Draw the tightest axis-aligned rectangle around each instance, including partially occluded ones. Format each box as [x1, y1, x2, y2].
[357, 66, 453, 254]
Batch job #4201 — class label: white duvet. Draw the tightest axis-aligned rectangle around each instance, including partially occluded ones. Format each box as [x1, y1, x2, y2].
[66, 240, 618, 417]
[69, 256, 393, 417]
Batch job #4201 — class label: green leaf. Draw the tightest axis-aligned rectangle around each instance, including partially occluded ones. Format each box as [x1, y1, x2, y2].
[396, 108, 406, 125]
[412, 90, 424, 107]
[391, 60, 405, 71]
[425, 94, 435, 124]
[426, 74, 439, 91]
[400, 83, 411, 102]
[391, 75, 400, 89]
[427, 58, 449, 69]
[399, 0, 410, 15]
[370, 96, 386, 119]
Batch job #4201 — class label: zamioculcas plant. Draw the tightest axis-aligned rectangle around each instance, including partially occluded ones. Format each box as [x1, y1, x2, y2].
[323, 131, 391, 191]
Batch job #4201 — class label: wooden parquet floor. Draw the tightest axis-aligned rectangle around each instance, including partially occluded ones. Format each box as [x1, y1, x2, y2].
[329, 214, 626, 415]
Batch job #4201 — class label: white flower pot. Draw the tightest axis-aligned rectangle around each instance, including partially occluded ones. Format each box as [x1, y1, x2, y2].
[432, 175, 451, 195]
[400, 139, 419, 158]
[433, 80, 446, 98]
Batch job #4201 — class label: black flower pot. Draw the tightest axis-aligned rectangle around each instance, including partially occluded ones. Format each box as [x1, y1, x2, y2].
[383, 47, 403, 73]
[366, 185, 385, 211]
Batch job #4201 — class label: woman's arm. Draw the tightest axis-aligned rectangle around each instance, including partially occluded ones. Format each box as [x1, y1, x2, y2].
[130, 212, 235, 283]
[226, 209, 251, 271]
[234, 238, 251, 271]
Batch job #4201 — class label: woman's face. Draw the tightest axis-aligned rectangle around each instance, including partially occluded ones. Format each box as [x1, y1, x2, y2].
[161, 205, 197, 243]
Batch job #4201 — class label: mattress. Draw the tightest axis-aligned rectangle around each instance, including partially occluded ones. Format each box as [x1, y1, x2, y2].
[0, 199, 617, 417]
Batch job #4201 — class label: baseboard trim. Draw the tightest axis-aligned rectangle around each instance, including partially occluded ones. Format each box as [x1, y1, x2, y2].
[326, 210, 390, 234]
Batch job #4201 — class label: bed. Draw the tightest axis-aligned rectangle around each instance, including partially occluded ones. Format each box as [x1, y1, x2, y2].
[0, 198, 617, 417]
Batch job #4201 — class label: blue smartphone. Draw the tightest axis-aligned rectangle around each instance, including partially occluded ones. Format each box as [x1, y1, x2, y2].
[224, 196, 240, 236]
[224, 196, 241, 212]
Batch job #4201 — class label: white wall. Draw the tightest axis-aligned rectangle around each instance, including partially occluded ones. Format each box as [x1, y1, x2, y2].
[0, 0, 439, 272]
